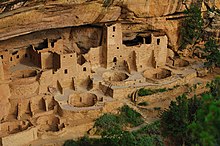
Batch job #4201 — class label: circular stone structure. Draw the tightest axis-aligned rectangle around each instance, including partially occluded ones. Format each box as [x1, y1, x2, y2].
[143, 68, 172, 80]
[68, 92, 97, 107]
[102, 71, 129, 82]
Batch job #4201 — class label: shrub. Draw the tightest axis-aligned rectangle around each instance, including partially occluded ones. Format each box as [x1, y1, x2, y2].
[94, 113, 121, 132]
[94, 105, 144, 136]
[138, 102, 149, 106]
[154, 107, 161, 111]
[138, 88, 168, 96]
[103, 0, 112, 7]
[204, 38, 220, 68]
[155, 88, 167, 93]
[135, 121, 161, 135]
[120, 105, 144, 127]
[138, 88, 154, 96]
[63, 140, 78, 146]
[133, 121, 164, 146]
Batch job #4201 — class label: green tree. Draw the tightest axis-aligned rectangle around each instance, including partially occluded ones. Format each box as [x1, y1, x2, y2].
[63, 140, 78, 146]
[180, 2, 203, 50]
[204, 38, 220, 68]
[160, 94, 202, 145]
[189, 93, 220, 146]
[207, 76, 220, 98]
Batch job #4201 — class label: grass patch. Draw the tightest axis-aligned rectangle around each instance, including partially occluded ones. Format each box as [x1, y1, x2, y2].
[138, 88, 168, 96]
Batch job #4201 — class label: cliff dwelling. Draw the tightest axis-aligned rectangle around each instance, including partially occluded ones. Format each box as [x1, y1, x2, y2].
[0, 22, 208, 145]
[0, 0, 219, 145]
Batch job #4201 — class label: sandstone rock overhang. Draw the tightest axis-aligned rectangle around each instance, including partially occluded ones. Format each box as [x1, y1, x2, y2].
[0, 2, 121, 41]
[0, 0, 196, 42]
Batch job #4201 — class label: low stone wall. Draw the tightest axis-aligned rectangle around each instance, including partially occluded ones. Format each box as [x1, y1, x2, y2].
[112, 70, 197, 99]
[1, 127, 38, 146]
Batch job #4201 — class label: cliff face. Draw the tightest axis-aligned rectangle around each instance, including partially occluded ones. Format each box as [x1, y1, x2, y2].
[0, 0, 219, 50]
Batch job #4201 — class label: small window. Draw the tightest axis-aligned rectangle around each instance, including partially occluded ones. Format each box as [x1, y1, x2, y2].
[0, 55, 3, 59]
[117, 47, 119, 49]
[83, 67, 86, 71]
[64, 69, 68, 74]
[157, 39, 160, 45]
[113, 26, 116, 32]
[63, 56, 65, 58]
[12, 51, 18, 55]
[16, 55, 19, 59]
[112, 35, 115, 37]
[10, 57, 12, 61]
[25, 54, 28, 58]
[120, 55, 122, 57]
[70, 55, 72, 57]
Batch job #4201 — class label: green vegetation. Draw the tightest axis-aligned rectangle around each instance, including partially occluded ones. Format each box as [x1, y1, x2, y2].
[64, 78, 220, 146]
[180, 1, 220, 68]
[103, 0, 112, 7]
[204, 38, 220, 68]
[160, 77, 220, 146]
[180, 2, 203, 50]
[137, 101, 149, 106]
[207, 76, 220, 98]
[93, 106, 162, 146]
[64, 105, 163, 146]
[189, 94, 220, 146]
[160, 94, 202, 145]
[127, 121, 163, 146]
[95, 105, 144, 135]
[64, 121, 163, 146]
[138, 88, 168, 96]
[132, 121, 164, 146]
[120, 105, 144, 126]
[153, 107, 161, 111]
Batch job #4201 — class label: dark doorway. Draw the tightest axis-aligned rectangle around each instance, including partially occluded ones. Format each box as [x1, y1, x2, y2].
[113, 57, 117, 63]
[145, 35, 152, 44]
